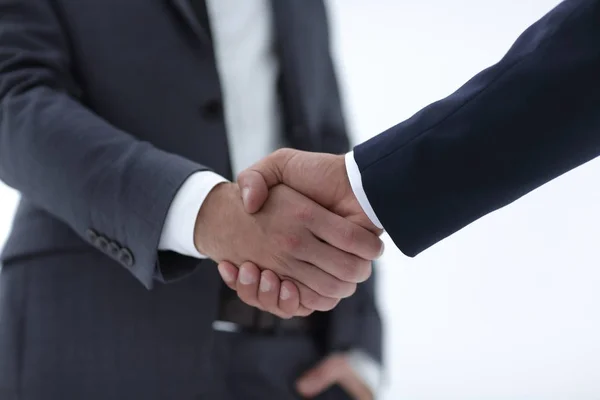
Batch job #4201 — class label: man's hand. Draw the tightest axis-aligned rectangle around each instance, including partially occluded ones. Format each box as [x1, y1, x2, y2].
[296, 354, 374, 400]
[217, 260, 311, 319]
[195, 182, 383, 311]
[237, 148, 381, 234]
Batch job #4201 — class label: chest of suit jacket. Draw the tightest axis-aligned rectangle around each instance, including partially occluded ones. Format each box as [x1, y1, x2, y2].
[54, 0, 343, 175]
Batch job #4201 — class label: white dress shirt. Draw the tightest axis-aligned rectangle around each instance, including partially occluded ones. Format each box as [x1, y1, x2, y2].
[157, 0, 382, 394]
[159, 0, 281, 258]
[345, 152, 383, 229]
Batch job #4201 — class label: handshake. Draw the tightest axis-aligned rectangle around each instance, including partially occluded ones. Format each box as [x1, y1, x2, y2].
[194, 149, 384, 319]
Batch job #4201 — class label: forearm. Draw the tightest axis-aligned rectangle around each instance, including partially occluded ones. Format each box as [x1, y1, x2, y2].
[0, 86, 207, 287]
[0, 0, 208, 287]
[355, 0, 600, 256]
[158, 171, 228, 258]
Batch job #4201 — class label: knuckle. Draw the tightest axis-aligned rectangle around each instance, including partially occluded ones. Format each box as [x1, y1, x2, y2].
[281, 233, 304, 252]
[347, 258, 372, 283]
[340, 224, 356, 248]
[301, 291, 335, 311]
[273, 147, 293, 160]
[335, 254, 367, 283]
[319, 277, 350, 298]
[294, 204, 314, 223]
[301, 291, 320, 309]
[270, 253, 292, 274]
[365, 237, 383, 260]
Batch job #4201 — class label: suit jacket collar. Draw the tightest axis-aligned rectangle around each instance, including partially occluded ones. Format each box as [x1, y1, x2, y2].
[168, 0, 319, 149]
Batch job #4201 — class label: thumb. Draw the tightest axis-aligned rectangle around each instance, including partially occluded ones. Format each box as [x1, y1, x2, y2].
[216, 261, 239, 290]
[237, 149, 294, 213]
[237, 169, 269, 214]
[296, 355, 343, 397]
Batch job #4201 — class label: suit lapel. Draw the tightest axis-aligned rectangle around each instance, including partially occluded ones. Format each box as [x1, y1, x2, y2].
[169, 0, 210, 43]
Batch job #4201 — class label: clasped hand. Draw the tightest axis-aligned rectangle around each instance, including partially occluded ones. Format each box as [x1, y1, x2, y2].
[195, 149, 383, 317]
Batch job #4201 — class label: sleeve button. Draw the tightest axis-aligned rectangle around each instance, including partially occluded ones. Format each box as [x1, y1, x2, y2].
[119, 248, 135, 268]
[86, 229, 98, 243]
[108, 241, 121, 256]
[96, 236, 109, 252]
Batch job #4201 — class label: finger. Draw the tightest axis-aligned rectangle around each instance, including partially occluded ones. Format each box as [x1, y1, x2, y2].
[258, 270, 290, 319]
[236, 262, 263, 309]
[309, 207, 384, 262]
[230, 262, 315, 317]
[285, 257, 357, 299]
[277, 279, 314, 317]
[275, 279, 301, 318]
[237, 149, 295, 213]
[296, 355, 344, 397]
[296, 306, 315, 317]
[257, 271, 314, 318]
[217, 261, 239, 291]
[338, 372, 375, 400]
[294, 281, 341, 312]
[298, 235, 372, 284]
[237, 170, 270, 214]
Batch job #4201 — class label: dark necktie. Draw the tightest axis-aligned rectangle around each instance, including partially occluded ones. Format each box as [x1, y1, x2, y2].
[188, 0, 213, 44]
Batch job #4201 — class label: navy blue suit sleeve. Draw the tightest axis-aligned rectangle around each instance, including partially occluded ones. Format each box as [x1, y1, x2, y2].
[0, 0, 207, 288]
[354, 0, 600, 256]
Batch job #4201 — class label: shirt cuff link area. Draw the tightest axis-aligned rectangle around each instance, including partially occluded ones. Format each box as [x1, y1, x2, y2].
[345, 151, 384, 230]
[158, 170, 229, 258]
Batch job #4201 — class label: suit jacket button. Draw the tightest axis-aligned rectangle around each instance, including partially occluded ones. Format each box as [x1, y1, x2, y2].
[119, 248, 135, 268]
[96, 236, 109, 252]
[86, 228, 98, 243]
[201, 99, 223, 121]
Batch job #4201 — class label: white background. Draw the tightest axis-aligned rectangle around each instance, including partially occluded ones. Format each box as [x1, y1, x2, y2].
[1, 1, 600, 399]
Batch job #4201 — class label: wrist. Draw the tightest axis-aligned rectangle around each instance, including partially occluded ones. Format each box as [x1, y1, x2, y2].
[193, 182, 237, 257]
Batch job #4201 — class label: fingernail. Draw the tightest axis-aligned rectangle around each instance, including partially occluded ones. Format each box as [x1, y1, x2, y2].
[378, 241, 385, 258]
[280, 286, 291, 300]
[239, 267, 256, 285]
[217, 265, 234, 283]
[242, 187, 250, 205]
[259, 277, 272, 292]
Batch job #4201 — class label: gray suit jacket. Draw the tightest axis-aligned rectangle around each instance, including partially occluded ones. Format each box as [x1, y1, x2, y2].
[0, 0, 382, 398]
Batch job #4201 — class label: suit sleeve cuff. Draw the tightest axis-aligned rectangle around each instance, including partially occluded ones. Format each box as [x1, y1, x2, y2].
[345, 151, 383, 230]
[158, 171, 229, 258]
[346, 349, 383, 397]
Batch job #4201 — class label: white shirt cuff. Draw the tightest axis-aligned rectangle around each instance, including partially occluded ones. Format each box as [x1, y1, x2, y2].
[158, 171, 229, 258]
[345, 151, 383, 230]
[347, 350, 383, 397]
